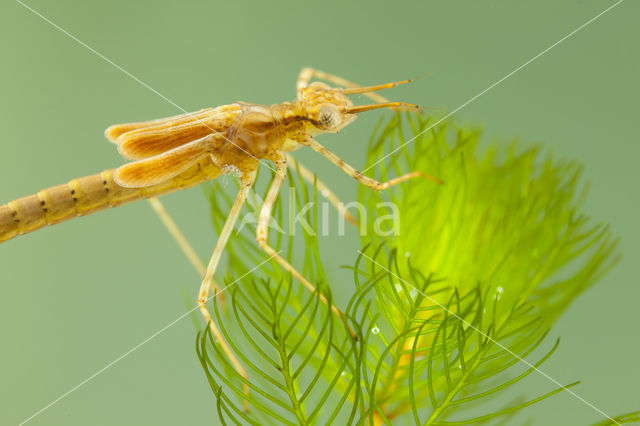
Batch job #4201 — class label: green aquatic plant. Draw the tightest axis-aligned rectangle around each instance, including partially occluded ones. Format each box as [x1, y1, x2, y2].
[195, 113, 632, 424]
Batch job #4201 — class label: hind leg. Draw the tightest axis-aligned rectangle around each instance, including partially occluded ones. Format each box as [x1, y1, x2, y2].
[196, 170, 257, 402]
[147, 197, 206, 277]
[256, 154, 354, 336]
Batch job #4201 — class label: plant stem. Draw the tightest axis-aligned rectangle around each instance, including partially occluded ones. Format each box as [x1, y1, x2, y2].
[276, 321, 308, 424]
[424, 343, 489, 425]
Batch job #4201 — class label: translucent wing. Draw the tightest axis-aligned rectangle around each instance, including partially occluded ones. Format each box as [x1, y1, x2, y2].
[107, 104, 241, 160]
[113, 134, 216, 188]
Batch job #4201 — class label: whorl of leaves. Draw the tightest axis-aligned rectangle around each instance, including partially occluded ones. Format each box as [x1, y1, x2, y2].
[195, 113, 632, 425]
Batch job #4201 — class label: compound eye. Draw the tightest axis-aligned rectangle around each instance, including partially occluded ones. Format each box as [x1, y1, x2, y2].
[317, 105, 340, 130]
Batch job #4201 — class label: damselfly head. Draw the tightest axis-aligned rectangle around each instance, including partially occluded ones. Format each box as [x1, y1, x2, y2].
[299, 82, 356, 134]
[299, 76, 425, 135]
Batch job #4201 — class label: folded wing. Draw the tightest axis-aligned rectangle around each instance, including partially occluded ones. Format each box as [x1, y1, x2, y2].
[106, 104, 241, 160]
[114, 134, 217, 188]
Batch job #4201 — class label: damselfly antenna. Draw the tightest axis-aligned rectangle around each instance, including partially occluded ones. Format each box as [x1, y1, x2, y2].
[346, 101, 422, 114]
[342, 74, 432, 114]
[342, 74, 429, 95]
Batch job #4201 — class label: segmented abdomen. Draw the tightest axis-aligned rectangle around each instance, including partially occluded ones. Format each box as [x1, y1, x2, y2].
[0, 159, 220, 243]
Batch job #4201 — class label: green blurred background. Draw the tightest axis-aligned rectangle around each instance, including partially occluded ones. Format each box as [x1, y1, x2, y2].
[1, 0, 637, 424]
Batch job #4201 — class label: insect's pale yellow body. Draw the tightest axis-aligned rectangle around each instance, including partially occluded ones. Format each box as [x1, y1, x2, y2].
[1, 67, 434, 397]
[0, 84, 362, 243]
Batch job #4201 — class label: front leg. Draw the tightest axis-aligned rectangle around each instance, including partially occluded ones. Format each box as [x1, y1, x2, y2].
[301, 138, 442, 191]
[297, 67, 390, 104]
